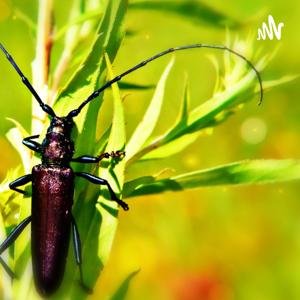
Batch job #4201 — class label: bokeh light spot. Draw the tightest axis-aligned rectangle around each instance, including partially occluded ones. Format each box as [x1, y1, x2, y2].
[184, 154, 199, 168]
[240, 117, 267, 144]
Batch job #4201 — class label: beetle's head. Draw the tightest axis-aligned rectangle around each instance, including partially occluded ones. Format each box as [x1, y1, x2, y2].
[41, 116, 75, 166]
[48, 116, 75, 136]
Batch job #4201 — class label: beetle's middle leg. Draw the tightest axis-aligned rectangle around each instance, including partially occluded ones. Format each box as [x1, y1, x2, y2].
[9, 174, 32, 195]
[0, 216, 32, 278]
[75, 172, 129, 210]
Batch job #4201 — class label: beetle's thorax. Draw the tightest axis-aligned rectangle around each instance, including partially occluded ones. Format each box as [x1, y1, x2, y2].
[41, 116, 75, 166]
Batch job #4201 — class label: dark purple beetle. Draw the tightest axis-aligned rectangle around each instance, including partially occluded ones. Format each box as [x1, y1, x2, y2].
[0, 42, 263, 296]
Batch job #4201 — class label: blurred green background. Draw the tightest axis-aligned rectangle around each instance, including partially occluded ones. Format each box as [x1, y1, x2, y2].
[0, 0, 300, 299]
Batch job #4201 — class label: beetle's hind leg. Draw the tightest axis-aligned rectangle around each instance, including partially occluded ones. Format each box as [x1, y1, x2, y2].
[71, 216, 92, 294]
[0, 216, 31, 278]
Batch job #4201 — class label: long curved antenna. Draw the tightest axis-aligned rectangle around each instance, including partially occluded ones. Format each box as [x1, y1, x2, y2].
[68, 44, 263, 118]
[0, 43, 56, 117]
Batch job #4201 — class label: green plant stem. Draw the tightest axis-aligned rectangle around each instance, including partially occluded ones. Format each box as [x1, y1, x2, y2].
[31, 0, 53, 135]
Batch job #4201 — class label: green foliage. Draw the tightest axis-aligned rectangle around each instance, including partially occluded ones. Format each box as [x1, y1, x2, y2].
[0, 0, 297, 299]
[126, 59, 174, 162]
[109, 270, 139, 300]
[129, 1, 242, 28]
[124, 159, 300, 197]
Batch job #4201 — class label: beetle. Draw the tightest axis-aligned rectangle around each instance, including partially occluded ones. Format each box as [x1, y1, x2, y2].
[0, 42, 263, 296]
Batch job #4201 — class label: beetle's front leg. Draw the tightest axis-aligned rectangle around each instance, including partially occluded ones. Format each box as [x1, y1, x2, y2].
[9, 174, 32, 194]
[75, 172, 129, 210]
[23, 135, 41, 153]
[72, 150, 125, 164]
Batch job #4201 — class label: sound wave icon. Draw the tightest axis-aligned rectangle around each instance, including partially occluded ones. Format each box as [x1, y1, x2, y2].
[257, 15, 284, 40]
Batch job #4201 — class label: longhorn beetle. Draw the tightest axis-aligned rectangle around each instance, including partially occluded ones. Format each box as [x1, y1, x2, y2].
[0, 42, 263, 296]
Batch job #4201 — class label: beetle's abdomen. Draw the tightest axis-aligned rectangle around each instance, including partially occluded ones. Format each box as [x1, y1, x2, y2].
[32, 164, 74, 296]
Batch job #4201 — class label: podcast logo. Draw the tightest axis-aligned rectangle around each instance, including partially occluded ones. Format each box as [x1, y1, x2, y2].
[257, 15, 284, 40]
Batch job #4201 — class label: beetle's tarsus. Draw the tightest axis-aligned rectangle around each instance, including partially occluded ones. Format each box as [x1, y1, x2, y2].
[119, 199, 129, 211]
[113, 196, 129, 210]
[98, 150, 125, 160]
[111, 150, 125, 158]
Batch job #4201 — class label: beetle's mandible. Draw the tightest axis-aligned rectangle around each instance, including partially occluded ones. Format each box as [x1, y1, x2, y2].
[0, 42, 263, 296]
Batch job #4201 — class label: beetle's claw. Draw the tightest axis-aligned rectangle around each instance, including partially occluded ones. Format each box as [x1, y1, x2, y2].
[115, 150, 126, 158]
[119, 199, 129, 211]
[110, 150, 125, 159]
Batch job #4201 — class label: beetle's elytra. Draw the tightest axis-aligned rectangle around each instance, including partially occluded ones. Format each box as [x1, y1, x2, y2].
[0, 42, 263, 296]
[32, 164, 74, 294]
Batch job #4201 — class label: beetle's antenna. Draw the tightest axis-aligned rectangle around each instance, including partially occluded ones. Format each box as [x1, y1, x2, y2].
[68, 44, 263, 118]
[0, 43, 56, 117]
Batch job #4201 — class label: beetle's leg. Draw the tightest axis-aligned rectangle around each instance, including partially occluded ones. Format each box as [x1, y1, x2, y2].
[0, 216, 31, 278]
[0, 217, 31, 255]
[75, 172, 129, 210]
[71, 216, 92, 294]
[9, 174, 32, 195]
[22, 135, 41, 153]
[0, 256, 15, 278]
[72, 151, 125, 164]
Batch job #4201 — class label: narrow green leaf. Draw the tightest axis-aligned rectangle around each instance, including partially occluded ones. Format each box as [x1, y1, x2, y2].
[118, 81, 155, 90]
[122, 176, 155, 198]
[171, 70, 258, 139]
[104, 53, 126, 154]
[110, 270, 139, 300]
[159, 76, 190, 141]
[53, 10, 103, 41]
[157, 56, 262, 149]
[177, 77, 190, 128]
[124, 159, 300, 197]
[126, 59, 174, 161]
[141, 132, 201, 160]
[129, 1, 242, 28]
[262, 74, 299, 91]
[96, 53, 126, 263]
[13, 9, 36, 32]
[0, 168, 24, 226]
[94, 125, 112, 154]
[5, 119, 31, 174]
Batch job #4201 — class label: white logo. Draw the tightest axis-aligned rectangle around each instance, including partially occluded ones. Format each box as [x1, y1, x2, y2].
[257, 15, 284, 40]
